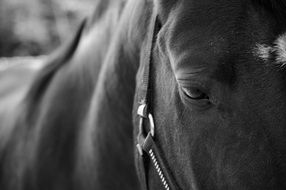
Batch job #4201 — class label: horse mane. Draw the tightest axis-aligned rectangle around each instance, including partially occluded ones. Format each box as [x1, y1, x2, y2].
[24, 0, 127, 105]
[23, 19, 86, 118]
[252, 0, 286, 21]
[23, 0, 125, 119]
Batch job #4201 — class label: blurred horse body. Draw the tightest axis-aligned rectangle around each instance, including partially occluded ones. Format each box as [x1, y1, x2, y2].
[0, 56, 46, 152]
[0, 0, 140, 189]
[0, 56, 45, 98]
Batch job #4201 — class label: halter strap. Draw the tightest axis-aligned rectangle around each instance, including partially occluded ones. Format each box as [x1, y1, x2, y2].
[136, 10, 181, 190]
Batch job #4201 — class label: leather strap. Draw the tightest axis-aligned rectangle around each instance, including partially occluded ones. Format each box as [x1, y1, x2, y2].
[136, 8, 181, 190]
[137, 12, 159, 110]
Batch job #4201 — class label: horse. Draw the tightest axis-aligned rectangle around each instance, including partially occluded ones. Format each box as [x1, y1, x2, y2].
[133, 0, 286, 189]
[1, 0, 286, 189]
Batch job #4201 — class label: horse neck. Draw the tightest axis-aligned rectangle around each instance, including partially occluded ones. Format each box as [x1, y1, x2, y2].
[74, 1, 153, 189]
[0, 2, 127, 189]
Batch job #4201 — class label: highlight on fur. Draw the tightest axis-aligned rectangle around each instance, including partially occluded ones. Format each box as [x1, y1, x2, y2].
[274, 34, 286, 66]
[255, 43, 273, 62]
[255, 33, 286, 67]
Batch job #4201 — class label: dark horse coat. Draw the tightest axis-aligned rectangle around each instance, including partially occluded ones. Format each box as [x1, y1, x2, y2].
[1, 0, 286, 190]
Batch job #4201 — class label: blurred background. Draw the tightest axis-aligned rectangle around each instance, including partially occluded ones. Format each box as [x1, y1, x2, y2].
[0, 0, 94, 57]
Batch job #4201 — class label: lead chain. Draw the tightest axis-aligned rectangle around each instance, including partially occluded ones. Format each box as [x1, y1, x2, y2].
[149, 149, 170, 190]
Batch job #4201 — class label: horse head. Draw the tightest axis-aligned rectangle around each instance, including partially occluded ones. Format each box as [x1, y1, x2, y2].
[133, 0, 286, 189]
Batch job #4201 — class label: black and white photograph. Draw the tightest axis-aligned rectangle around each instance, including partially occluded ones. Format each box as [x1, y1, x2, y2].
[0, 0, 286, 189]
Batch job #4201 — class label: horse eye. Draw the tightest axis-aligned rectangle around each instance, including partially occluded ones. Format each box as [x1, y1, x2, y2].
[181, 87, 209, 100]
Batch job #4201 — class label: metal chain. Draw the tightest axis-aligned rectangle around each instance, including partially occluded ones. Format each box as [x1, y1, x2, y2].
[149, 149, 170, 190]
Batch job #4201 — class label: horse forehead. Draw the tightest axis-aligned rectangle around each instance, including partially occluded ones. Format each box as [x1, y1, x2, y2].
[168, 1, 244, 38]
[163, 7, 235, 72]
[159, 0, 259, 80]
[162, 0, 243, 20]
[165, 2, 237, 45]
[166, 35, 228, 74]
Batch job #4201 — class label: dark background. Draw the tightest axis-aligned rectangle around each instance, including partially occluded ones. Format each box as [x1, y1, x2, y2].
[0, 0, 94, 57]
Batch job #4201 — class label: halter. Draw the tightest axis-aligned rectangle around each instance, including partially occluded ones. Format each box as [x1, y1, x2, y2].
[136, 10, 181, 190]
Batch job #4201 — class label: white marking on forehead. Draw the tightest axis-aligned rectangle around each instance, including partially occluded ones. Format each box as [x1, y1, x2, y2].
[255, 44, 273, 61]
[274, 33, 286, 66]
[255, 33, 286, 67]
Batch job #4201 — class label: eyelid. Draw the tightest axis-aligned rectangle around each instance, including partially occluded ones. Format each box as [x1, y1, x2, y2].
[182, 87, 206, 99]
[177, 79, 209, 93]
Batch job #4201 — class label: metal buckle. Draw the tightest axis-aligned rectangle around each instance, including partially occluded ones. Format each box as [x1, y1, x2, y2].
[137, 104, 148, 118]
[137, 104, 155, 156]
